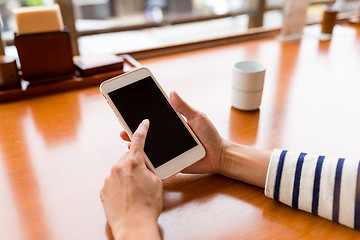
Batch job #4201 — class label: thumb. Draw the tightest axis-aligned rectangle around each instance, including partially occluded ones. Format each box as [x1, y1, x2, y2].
[170, 91, 198, 120]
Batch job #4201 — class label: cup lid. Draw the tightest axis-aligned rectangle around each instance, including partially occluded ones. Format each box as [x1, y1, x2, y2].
[234, 61, 266, 73]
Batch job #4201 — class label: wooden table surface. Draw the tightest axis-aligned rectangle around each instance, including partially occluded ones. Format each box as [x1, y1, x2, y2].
[1, 23, 360, 239]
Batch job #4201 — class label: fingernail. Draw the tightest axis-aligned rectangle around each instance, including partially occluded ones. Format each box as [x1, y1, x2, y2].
[142, 119, 149, 124]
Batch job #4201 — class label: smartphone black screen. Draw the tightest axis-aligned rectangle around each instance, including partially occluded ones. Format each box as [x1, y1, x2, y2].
[108, 76, 198, 168]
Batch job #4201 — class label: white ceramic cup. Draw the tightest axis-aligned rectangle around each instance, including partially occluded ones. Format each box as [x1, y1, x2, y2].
[231, 61, 266, 111]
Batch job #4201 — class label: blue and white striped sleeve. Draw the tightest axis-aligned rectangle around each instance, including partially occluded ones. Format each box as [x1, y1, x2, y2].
[264, 149, 360, 230]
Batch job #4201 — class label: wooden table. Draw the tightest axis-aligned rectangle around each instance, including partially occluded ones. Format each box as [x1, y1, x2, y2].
[1, 23, 360, 239]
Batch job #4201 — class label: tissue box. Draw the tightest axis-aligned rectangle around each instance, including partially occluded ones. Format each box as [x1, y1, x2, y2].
[14, 30, 75, 83]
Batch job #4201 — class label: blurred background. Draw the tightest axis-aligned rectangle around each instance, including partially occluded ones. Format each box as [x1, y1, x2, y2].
[1, 0, 359, 56]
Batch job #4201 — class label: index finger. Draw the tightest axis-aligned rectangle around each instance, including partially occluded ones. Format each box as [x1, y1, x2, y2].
[130, 119, 150, 154]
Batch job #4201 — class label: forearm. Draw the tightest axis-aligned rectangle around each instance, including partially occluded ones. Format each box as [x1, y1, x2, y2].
[265, 149, 360, 230]
[219, 141, 272, 188]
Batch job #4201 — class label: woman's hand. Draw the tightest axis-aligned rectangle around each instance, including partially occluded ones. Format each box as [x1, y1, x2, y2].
[120, 92, 229, 175]
[169, 91, 229, 174]
[100, 120, 162, 240]
[118, 92, 271, 188]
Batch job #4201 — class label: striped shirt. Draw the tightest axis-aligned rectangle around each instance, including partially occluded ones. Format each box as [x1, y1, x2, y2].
[265, 149, 360, 230]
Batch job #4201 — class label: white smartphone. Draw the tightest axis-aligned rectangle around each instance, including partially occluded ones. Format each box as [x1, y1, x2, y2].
[100, 67, 205, 179]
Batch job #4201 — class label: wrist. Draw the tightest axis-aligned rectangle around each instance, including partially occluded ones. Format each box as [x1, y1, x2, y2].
[218, 140, 234, 176]
[218, 142, 271, 188]
[218, 141, 247, 179]
[112, 211, 160, 240]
